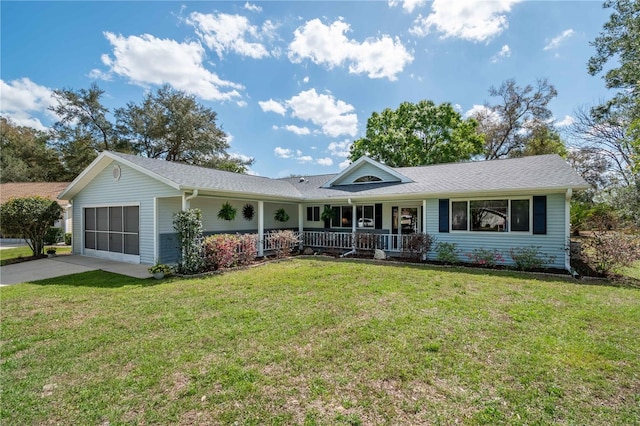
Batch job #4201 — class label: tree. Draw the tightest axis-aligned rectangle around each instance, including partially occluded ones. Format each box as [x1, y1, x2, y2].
[0, 196, 63, 256]
[0, 117, 67, 182]
[470, 78, 560, 160]
[348, 100, 483, 167]
[49, 83, 123, 152]
[588, 0, 639, 117]
[585, 0, 639, 183]
[115, 85, 254, 172]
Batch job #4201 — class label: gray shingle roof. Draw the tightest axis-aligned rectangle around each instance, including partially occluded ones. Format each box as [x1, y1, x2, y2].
[110, 152, 304, 199]
[281, 154, 590, 199]
[111, 152, 589, 201]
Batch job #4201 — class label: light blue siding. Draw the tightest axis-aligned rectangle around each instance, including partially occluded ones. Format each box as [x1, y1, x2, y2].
[71, 161, 180, 264]
[425, 193, 567, 269]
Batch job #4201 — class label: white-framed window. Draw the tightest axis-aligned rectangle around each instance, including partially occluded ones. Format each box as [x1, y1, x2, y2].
[331, 206, 353, 228]
[306, 206, 320, 222]
[450, 198, 531, 233]
[356, 205, 375, 228]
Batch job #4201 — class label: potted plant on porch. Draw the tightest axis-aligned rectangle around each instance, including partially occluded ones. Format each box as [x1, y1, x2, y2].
[148, 263, 172, 279]
[46, 247, 57, 258]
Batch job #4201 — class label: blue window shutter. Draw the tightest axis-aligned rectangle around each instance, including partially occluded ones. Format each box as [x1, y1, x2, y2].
[533, 196, 547, 234]
[375, 204, 383, 229]
[439, 199, 449, 233]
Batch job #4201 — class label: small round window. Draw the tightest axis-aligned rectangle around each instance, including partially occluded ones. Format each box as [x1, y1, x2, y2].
[112, 165, 121, 181]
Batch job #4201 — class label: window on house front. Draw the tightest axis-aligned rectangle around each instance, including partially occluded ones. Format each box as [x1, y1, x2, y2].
[470, 200, 508, 232]
[450, 198, 531, 232]
[356, 205, 375, 228]
[306, 206, 320, 221]
[330, 205, 353, 228]
[510, 199, 530, 232]
[451, 201, 468, 231]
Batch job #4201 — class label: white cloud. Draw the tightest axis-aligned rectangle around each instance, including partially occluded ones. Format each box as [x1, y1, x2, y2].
[544, 29, 575, 51]
[339, 159, 351, 170]
[283, 125, 311, 135]
[317, 157, 334, 166]
[328, 140, 352, 157]
[259, 99, 287, 115]
[465, 104, 501, 124]
[187, 12, 273, 59]
[243, 2, 262, 12]
[101, 32, 243, 102]
[555, 115, 575, 127]
[388, 0, 427, 13]
[303, 76, 310, 84]
[286, 89, 358, 137]
[274, 146, 294, 158]
[0, 78, 56, 130]
[288, 19, 413, 80]
[491, 44, 511, 63]
[297, 155, 313, 163]
[410, 0, 521, 42]
[230, 152, 254, 163]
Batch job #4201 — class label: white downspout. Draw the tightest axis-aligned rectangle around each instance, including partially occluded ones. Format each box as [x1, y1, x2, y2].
[182, 189, 199, 210]
[298, 203, 304, 251]
[565, 188, 573, 275]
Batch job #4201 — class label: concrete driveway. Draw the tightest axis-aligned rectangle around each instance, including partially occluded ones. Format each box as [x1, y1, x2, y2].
[0, 255, 152, 285]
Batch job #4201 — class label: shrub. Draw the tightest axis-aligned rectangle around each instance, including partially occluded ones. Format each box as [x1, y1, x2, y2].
[203, 234, 258, 270]
[403, 233, 434, 262]
[173, 209, 205, 274]
[465, 248, 504, 267]
[583, 230, 640, 275]
[509, 246, 556, 270]
[268, 230, 299, 258]
[436, 242, 459, 264]
[44, 227, 64, 244]
[64, 232, 72, 245]
[354, 232, 378, 252]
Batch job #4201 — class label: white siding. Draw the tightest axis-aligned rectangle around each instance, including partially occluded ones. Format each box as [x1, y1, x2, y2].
[426, 193, 567, 269]
[157, 197, 182, 233]
[191, 198, 259, 233]
[71, 161, 180, 264]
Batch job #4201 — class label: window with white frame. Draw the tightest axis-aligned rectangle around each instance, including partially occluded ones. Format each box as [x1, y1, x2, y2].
[306, 206, 320, 222]
[330, 206, 353, 228]
[356, 205, 375, 228]
[451, 198, 530, 232]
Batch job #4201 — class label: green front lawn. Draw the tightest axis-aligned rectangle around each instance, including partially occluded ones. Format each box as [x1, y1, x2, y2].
[0, 246, 72, 266]
[1, 259, 639, 425]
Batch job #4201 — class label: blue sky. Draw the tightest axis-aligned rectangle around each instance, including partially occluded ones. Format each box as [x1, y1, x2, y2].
[1, 1, 613, 178]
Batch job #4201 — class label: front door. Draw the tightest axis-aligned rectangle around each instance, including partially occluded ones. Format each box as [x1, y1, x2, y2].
[391, 206, 420, 251]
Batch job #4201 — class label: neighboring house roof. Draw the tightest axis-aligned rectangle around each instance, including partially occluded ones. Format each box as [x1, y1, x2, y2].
[59, 151, 590, 202]
[1, 182, 71, 206]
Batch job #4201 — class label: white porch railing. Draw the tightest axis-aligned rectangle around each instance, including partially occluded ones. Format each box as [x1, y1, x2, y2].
[262, 231, 301, 252]
[301, 231, 416, 252]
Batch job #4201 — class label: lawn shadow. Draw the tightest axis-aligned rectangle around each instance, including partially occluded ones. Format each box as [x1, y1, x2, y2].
[28, 270, 162, 288]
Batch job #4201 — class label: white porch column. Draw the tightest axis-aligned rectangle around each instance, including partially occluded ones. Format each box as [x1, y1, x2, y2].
[352, 202, 357, 248]
[182, 193, 189, 210]
[258, 200, 264, 257]
[298, 203, 304, 250]
[565, 189, 572, 272]
[422, 200, 427, 234]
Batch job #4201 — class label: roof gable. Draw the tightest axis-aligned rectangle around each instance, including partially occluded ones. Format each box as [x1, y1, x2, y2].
[322, 156, 413, 188]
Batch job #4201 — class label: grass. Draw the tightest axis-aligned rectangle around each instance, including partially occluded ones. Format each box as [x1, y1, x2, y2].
[0, 245, 72, 266]
[1, 258, 639, 425]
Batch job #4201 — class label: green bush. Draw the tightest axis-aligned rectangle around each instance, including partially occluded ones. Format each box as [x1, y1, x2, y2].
[64, 233, 72, 245]
[436, 242, 459, 264]
[509, 246, 556, 270]
[44, 227, 64, 244]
